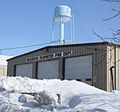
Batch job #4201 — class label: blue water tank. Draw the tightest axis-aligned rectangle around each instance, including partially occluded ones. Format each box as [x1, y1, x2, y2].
[54, 5, 71, 23]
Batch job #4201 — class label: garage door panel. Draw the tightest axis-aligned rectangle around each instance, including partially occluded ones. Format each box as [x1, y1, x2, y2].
[37, 60, 59, 79]
[65, 55, 92, 84]
[16, 64, 32, 78]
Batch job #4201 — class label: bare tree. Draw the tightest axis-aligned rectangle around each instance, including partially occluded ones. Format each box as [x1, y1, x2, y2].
[103, 8, 120, 21]
[94, 0, 120, 43]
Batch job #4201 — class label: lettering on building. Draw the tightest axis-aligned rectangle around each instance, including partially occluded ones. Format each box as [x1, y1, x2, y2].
[26, 50, 72, 62]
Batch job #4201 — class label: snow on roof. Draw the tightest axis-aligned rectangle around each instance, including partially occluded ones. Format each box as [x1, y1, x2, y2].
[0, 55, 12, 65]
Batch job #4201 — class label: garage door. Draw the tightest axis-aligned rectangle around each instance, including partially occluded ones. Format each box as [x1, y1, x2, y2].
[37, 60, 59, 79]
[65, 55, 92, 84]
[15, 63, 32, 78]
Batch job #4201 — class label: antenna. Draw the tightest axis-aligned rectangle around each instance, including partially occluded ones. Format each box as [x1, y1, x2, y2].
[52, 5, 74, 45]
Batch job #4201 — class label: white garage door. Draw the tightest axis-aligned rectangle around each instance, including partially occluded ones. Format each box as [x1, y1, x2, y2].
[65, 55, 92, 84]
[15, 63, 32, 78]
[37, 60, 59, 79]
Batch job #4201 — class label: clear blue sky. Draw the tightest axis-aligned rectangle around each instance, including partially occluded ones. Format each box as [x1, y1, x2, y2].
[0, 0, 119, 56]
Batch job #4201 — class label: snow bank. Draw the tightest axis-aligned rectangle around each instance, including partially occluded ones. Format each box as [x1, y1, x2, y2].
[34, 90, 57, 106]
[0, 76, 106, 94]
[0, 76, 120, 112]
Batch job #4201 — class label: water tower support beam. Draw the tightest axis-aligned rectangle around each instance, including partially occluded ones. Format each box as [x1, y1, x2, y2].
[60, 20, 65, 44]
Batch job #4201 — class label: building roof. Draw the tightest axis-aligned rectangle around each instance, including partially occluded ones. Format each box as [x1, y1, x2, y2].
[0, 55, 12, 65]
[7, 42, 119, 61]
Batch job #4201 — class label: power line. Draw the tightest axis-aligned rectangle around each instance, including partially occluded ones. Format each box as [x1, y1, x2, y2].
[0, 40, 59, 51]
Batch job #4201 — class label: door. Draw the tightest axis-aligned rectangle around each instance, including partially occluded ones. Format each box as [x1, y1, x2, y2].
[37, 60, 59, 79]
[15, 63, 32, 78]
[65, 55, 92, 85]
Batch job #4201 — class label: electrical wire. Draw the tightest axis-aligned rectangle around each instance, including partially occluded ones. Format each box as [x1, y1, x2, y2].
[0, 40, 59, 51]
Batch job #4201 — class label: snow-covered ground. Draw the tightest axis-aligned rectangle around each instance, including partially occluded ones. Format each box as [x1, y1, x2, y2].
[0, 76, 120, 112]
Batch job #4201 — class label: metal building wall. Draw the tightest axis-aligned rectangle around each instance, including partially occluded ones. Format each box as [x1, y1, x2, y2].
[91, 46, 107, 90]
[106, 45, 120, 91]
[0, 65, 7, 76]
[7, 43, 108, 91]
[115, 46, 120, 90]
[106, 46, 115, 91]
[116, 46, 120, 90]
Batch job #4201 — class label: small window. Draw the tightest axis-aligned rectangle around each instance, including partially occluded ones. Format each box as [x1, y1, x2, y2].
[76, 79, 81, 81]
[86, 78, 92, 81]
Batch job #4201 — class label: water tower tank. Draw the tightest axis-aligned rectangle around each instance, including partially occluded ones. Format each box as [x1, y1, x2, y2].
[54, 5, 71, 23]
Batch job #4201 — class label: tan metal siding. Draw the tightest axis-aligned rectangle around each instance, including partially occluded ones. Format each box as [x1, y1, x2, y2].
[106, 46, 116, 91]
[115, 46, 120, 90]
[92, 46, 107, 90]
[0, 65, 7, 76]
[7, 44, 108, 91]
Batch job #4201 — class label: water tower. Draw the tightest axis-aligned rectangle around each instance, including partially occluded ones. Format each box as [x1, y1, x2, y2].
[52, 5, 74, 45]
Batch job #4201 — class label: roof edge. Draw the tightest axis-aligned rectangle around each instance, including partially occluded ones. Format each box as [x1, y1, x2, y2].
[7, 42, 119, 61]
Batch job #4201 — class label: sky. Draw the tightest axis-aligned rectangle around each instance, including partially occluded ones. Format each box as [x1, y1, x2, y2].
[0, 0, 119, 56]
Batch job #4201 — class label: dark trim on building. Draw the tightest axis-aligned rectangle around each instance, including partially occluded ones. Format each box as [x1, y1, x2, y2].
[34, 62, 38, 79]
[59, 58, 65, 80]
[7, 42, 119, 61]
[14, 65, 16, 77]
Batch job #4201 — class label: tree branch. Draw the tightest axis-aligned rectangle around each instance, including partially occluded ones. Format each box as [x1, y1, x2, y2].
[93, 31, 106, 42]
[102, 8, 120, 21]
[102, 0, 120, 2]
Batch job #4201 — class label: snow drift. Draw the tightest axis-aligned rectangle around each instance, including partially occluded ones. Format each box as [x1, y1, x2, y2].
[0, 76, 120, 112]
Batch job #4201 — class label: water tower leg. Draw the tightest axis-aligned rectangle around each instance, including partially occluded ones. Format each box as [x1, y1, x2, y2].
[60, 21, 65, 44]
